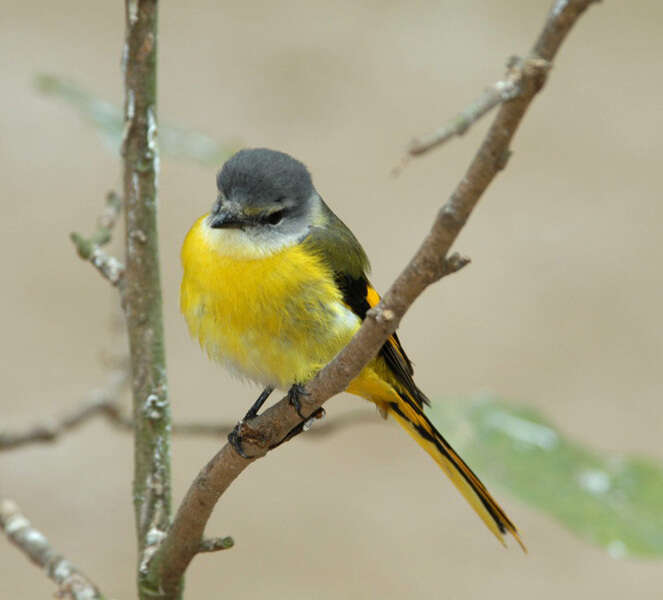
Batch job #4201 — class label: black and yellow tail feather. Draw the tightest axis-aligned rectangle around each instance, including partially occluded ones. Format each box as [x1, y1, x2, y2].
[386, 385, 525, 551]
[334, 271, 523, 549]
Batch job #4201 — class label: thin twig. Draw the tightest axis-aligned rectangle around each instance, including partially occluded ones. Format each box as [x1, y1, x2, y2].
[150, 1, 599, 597]
[0, 499, 106, 600]
[171, 408, 383, 439]
[70, 191, 125, 287]
[1, 374, 379, 450]
[394, 56, 549, 174]
[411, 74, 521, 154]
[97, 190, 123, 231]
[0, 371, 128, 451]
[197, 537, 234, 553]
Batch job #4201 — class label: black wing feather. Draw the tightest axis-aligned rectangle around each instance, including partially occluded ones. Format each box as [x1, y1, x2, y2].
[333, 272, 430, 408]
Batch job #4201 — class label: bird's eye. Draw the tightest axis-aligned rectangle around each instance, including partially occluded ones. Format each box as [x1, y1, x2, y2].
[267, 209, 285, 225]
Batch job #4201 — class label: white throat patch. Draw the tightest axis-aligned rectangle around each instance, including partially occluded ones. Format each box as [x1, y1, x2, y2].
[201, 219, 305, 259]
[202, 193, 323, 259]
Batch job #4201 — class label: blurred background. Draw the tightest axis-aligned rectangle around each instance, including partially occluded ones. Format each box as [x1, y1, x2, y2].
[1, 1, 662, 598]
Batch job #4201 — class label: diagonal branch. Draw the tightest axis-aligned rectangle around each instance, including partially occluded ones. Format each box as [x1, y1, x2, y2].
[150, 1, 599, 597]
[0, 499, 106, 600]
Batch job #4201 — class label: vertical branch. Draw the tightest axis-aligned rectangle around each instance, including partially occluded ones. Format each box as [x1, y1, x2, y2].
[121, 0, 173, 595]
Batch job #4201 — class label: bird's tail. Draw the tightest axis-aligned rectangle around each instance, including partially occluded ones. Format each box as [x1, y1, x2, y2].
[385, 385, 525, 551]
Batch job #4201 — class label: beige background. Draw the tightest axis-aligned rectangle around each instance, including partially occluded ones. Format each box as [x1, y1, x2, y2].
[1, 1, 662, 598]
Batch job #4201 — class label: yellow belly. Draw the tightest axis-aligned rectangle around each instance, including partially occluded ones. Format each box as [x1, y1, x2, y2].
[180, 216, 361, 389]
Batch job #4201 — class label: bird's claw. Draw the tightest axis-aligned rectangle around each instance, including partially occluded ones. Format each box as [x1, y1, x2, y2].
[231, 386, 326, 455]
[228, 420, 252, 459]
[287, 383, 310, 419]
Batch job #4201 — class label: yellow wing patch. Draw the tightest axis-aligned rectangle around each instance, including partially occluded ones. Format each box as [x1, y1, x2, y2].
[365, 285, 412, 373]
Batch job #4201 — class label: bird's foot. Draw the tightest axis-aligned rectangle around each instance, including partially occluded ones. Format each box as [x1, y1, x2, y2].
[287, 383, 310, 419]
[229, 384, 325, 456]
[228, 420, 254, 459]
[228, 386, 275, 458]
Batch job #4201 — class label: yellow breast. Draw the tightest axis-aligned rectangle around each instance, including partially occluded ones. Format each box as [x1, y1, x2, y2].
[180, 215, 360, 388]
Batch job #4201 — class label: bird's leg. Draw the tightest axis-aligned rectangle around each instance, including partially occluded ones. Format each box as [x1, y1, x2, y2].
[268, 383, 325, 448]
[244, 386, 274, 420]
[228, 386, 274, 458]
[228, 385, 325, 457]
[287, 383, 309, 419]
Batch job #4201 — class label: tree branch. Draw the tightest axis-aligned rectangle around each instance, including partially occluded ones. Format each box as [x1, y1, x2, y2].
[393, 56, 551, 175]
[70, 191, 125, 287]
[394, 0, 597, 172]
[197, 536, 235, 553]
[121, 1, 173, 597]
[171, 408, 383, 439]
[1, 368, 379, 451]
[0, 371, 128, 451]
[0, 499, 106, 600]
[150, 1, 599, 596]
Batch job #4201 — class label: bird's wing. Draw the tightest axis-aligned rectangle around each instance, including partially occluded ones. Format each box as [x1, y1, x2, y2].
[333, 271, 429, 409]
[305, 200, 429, 409]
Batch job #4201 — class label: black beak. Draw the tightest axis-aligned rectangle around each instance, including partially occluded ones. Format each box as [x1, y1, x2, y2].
[208, 207, 246, 229]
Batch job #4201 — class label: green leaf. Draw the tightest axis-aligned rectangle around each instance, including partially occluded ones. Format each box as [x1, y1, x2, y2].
[428, 396, 663, 559]
[34, 73, 237, 165]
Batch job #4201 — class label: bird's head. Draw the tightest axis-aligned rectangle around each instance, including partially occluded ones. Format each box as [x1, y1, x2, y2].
[207, 148, 321, 254]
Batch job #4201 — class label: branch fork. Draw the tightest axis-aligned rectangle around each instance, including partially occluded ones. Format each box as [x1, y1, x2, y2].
[395, 54, 551, 174]
[70, 190, 125, 288]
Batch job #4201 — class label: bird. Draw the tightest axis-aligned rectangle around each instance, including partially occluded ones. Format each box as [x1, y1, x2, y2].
[180, 148, 524, 550]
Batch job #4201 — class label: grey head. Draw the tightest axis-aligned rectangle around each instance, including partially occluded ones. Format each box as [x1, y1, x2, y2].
[209, 149, 319, 242]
